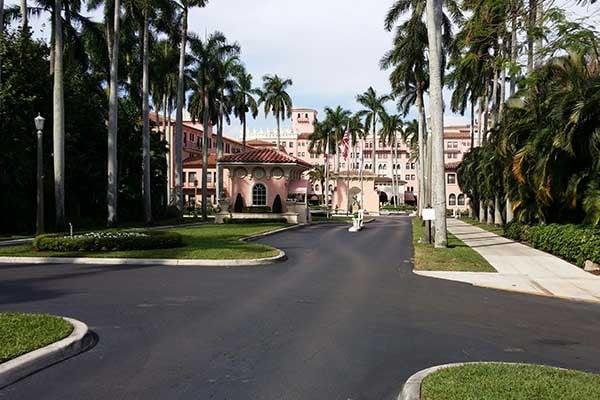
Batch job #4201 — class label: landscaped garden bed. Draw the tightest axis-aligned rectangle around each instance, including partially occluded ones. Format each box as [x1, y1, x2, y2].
[0, 223, 285, 260]
[421, 363, 600, 400]
[33, 231, 183, 252]
[0, 313, 73, 363]
[412, 218, 495, 272]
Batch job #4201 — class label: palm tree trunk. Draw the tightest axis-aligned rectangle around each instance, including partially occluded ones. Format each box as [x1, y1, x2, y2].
[494, 195, 502, 226]
[426, 0, 447, 248]
[20, 0, 27, 31]
[392, 134, 398, 205]
[276, 112, 281, 149]
[510, 14, 518, 96]
[487, 201, 493, 225]
[174, 5, 187, 214]
[527, 0, 536, 72]
[491, 67, 499, 128]
[479, 199, 485, 222]
[417, 89, 426, 215]
[53, 0, 65, 230]
[372, 121, 377, 174]
[242, 113, 247, 149]
[0, 0, 4, 92]
[534, 0, 543, 68]
[482, 83, 490, 144]
[107, 0, 120, 227]
[141, 9, 152, 225]
[163, 95, 171, 206]
[470, 100, 475, 149]
[216, 97, 224, 204]
[477, 96, 484, 146]
[201, 90, 209, 220]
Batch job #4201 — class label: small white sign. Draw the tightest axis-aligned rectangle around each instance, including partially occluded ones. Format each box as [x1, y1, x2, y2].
[422, 208, 436, 221]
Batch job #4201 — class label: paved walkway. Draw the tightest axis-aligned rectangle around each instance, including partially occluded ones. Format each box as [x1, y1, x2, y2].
[415, 219, 600, 303]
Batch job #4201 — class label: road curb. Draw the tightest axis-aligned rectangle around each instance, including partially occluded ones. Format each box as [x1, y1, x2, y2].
[0, 251, 287, 267]
[0, 317, 94, 389]
[398, 361, 567, 400]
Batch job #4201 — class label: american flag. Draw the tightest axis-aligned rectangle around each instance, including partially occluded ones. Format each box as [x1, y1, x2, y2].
[342, 131, 350, 161]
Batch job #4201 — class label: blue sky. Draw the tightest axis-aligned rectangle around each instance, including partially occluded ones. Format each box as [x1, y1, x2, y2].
[6, 0, 600, 138]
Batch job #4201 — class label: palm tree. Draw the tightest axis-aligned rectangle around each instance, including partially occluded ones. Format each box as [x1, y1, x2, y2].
[257, 74, 293, 149]
[231, 69, 259, 149]
[323, 106, 351, 173]
[214, 50, 241, 202]
[425, 0, 447, 247]
[150, 38, 179, 204]
[174, 0, 208, 214]
[380, 112, 404, 205]
[307, 165, 326, 206]
[188, 31, 237, 220]
[346, 113, 366, 172]
[106, 0, 121, 227]
[356, 87, 389, 175]
[51, 0, 66, 230]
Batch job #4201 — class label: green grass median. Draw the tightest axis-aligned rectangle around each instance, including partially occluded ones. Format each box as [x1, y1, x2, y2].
[0, 223, 286, 260]
[422, 363, 600, 400]
[0, 313, 73, 363]
[412, 218, 495, 272]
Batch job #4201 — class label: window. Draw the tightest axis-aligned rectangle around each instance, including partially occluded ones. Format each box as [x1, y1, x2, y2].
[453, 141, 458, 148]
[188, 172, 197, 184]
[447, 173, 456, 184]
[405, 174, 410, 180]
[289, 142, 293, 148]
[252, 183, 267, 206]
[449, 194, 457, 206]
[206, 173, 212, 183]
[406, 162, 410, 169]
[305, 113, 308, 118]
[411, 174, 415, 180]
[298, 113, 301, 118]
[458, 194, 466, 206]
[411, 162, 415, 169]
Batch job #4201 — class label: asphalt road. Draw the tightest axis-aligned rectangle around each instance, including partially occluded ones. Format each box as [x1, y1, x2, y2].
[1, 217, 600, 400]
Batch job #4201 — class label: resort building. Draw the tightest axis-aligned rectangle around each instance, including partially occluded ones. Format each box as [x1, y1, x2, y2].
[154, 107, 475, 214]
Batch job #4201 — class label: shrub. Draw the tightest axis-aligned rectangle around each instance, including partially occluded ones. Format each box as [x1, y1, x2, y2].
[504, 222, 600, 267]
[272, 195, 283, 213]
[33, 230, 184, 252]
[243, 206, 272, 213]
[223, 218, 288, 224]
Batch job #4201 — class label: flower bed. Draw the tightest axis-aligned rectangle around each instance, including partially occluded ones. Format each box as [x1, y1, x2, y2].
[33, 231, 183, 252]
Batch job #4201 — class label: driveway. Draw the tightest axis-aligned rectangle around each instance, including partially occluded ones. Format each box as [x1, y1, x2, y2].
[1, 217, 599, 400]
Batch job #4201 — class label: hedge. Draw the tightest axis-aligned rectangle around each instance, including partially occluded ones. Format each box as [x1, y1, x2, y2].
[504, 222, 600, 267]
[33, 230, 184, 252]
[223, 218, 288, 224]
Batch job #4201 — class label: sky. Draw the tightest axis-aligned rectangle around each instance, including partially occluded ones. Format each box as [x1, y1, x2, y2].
[5, 0, 600, 138]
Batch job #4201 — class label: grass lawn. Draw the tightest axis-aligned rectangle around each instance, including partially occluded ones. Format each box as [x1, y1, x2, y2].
[0, 223, 286, 260]
[0, 313, 73, 363]
[462, 217, 505, 235]
[412, 218, 496, 272]
[421, 363, 600, 400]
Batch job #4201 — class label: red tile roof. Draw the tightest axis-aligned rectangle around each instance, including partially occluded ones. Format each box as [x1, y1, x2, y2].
[183, 154, 218, 168]
[219, 148, 312, 168]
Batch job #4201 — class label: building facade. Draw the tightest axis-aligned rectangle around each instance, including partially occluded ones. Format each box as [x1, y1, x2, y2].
[156, 107, 475, 213]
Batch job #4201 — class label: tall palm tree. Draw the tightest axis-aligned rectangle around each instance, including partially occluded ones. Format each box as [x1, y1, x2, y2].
[231, 69, 259, 149]
[346, 113, 366, 172]
[323, 106, 351, 173]
[53, 0, 65, 230]
[106, 0, 121, 226]
[215, 50, 241, 202]
[150, 38, 179, 204]
[257, 74, 293, 149]
[380, 112, 404, 205]
[356, 87, 389, 176]
[174, 0, 208, 214]
[426, 0, 447, 247]
[188, 31, 237, 220]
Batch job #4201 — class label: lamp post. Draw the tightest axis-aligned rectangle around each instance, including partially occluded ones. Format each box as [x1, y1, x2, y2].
[34, 114, 45, 235]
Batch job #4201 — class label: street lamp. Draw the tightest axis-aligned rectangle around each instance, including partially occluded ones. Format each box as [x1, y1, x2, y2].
[34, 114, 45, 235]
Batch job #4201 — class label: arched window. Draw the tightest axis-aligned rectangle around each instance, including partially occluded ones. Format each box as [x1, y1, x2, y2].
[252, 183, 267, 206]
[449, 194, 457, 206]
[458, 194, 465, 205]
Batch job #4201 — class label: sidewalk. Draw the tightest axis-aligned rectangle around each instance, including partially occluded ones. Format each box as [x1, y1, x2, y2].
[415, 219, 600, 303]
